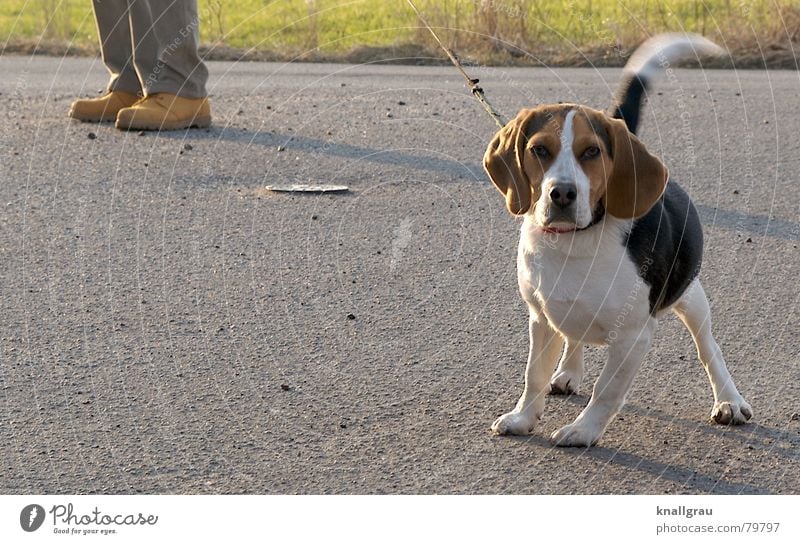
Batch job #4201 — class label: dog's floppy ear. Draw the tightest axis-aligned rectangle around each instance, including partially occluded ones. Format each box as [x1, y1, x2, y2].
[483, 109, 534, 216]
[603, 116, 668, 219]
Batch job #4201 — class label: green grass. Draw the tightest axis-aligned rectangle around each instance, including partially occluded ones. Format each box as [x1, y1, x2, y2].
[2, 0, 798, 64]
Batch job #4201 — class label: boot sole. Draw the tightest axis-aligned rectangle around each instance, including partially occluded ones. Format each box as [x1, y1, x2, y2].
[115, 115, 212, 131]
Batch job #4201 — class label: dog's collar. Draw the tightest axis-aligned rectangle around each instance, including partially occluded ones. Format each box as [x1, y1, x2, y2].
[540, 204, 606, 234]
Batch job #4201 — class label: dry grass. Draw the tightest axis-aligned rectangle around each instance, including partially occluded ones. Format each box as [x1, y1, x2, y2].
[1, 0, 798, 67]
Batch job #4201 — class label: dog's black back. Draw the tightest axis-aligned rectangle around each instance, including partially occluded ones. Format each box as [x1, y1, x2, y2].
[610, 73, 704, 314]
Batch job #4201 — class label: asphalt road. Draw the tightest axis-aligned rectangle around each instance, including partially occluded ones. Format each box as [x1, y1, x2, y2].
[0, 56, 798, 494]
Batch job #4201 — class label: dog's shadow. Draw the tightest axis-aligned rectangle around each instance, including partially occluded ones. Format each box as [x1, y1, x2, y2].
[509, 394, 793, 494]
[557, 444, 768, 494]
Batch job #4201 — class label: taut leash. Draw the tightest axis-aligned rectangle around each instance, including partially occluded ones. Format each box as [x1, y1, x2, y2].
[405, 0, 508, 129]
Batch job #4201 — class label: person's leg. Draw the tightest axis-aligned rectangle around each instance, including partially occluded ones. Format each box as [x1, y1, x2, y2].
[93, 0, 142, 94]
[69, 0, 141, 121]
[127, 0, 208, 98]
[115, 0, 210, 130]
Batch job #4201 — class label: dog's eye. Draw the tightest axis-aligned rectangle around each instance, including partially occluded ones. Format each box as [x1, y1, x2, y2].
[580, 146, 600, 160]
[532, 145, 550, 159]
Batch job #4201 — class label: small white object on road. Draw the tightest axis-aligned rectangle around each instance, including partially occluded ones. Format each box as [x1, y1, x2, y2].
[265, 184, 349, 193]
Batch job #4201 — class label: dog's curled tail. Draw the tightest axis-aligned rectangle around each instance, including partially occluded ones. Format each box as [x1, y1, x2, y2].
[608, 33, 725, 134]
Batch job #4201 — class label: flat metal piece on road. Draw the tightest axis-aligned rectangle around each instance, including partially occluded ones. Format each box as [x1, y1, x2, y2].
[265, 184, 349, 193]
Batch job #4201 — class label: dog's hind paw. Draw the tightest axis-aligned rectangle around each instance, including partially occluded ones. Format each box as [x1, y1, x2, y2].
[491, 411, 538, 436]
[711, 399, 753, 425]
[549, 370, 581, 395]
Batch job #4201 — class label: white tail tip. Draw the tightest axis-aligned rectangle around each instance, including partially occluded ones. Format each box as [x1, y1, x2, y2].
[624, 33, 726, 79]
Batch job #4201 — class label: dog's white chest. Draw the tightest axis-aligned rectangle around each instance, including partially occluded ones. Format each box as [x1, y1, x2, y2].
[517, 219, 649, 344]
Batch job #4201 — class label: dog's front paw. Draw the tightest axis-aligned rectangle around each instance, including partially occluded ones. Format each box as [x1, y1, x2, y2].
[549, 369, 581, 395]
[711, 399, 753, 425]
[550, 422, 601, 447]
[491, 411, 538, 436]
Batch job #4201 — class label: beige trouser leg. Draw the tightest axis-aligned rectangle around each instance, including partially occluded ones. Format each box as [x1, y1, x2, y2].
[93, 0, 141, 94]
[94, 0, 209, 98]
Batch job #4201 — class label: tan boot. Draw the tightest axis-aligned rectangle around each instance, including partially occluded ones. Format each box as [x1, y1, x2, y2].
[69, 91, 140, 122]
[115, 93, 211, 131]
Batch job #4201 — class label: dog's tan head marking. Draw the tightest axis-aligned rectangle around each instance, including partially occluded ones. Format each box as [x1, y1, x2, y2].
[483, 104, 668, 224]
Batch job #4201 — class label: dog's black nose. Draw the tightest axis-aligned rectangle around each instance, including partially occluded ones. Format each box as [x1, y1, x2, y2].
[549, 183, 577, 208]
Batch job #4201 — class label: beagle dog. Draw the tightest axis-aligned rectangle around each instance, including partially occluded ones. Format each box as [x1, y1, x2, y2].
[484, 34, 752, 447]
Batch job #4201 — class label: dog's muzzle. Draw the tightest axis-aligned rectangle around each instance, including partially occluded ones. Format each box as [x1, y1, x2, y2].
[542, 182, 578, 225]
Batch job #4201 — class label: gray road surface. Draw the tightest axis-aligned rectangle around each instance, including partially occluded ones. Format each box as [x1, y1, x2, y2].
[0, 56, 798, 494]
